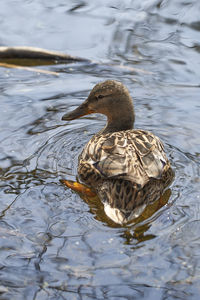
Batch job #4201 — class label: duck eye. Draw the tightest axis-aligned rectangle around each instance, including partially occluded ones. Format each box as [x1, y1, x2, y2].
[97, 94, 104, 100]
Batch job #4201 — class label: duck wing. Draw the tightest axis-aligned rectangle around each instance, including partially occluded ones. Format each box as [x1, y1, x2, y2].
[80, 130, 168, 188]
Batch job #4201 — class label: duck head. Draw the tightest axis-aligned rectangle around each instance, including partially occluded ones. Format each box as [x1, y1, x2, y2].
[62, 80, 135, 133]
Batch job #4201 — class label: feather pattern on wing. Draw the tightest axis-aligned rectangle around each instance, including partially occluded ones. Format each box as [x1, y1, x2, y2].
[79, 129, 169, 188]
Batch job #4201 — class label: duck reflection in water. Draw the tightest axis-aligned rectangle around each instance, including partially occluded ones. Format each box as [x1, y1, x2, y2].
[61, 179, 171, 243]
[61, 80, 174, 225]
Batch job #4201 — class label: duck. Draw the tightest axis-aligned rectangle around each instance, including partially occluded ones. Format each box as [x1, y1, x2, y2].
[62, 80, 174, 224]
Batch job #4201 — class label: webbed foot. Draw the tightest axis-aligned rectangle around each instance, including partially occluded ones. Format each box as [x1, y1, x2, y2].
[60, 179, 96, 197]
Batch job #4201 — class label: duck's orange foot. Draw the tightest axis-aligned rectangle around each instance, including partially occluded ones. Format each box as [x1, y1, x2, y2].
[60, 179, 96, 197]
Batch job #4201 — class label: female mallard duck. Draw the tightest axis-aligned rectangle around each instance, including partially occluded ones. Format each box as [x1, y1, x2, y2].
[62, 80, 174, 224]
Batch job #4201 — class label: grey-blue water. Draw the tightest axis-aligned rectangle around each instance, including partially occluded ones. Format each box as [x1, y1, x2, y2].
[0, 1, 200, 299]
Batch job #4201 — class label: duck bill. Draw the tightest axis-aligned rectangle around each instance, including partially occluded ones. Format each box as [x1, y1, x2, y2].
[62, 102, 94, 121]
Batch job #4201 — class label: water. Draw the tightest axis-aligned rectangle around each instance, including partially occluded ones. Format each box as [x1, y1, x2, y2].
[0, 0, 200, 299]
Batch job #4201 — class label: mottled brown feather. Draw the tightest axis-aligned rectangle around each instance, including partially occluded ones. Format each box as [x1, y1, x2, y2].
[78, 129, 174, 216]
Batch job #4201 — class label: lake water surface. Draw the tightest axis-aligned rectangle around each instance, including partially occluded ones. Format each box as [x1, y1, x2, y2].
[0, 0, 200, 299]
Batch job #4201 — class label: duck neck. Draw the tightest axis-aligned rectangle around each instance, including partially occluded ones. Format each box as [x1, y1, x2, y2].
[102, 108, 135, 134]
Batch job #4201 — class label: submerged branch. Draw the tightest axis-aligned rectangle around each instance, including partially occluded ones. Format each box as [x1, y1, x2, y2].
[0, 46, 87, 64]
[0, 62, 59, 76]
[0, 46, 152, 75]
